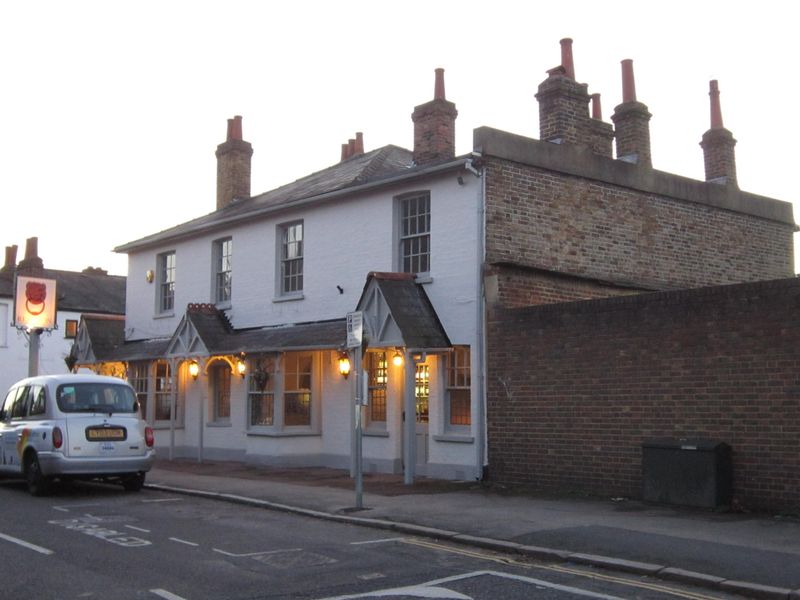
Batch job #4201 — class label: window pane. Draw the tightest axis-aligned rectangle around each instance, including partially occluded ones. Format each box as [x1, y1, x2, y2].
[368, 352, 387, 423]
[215, 238, 232, 304]
[447, 347, 471, 426]
[399, 194, 430, 275]
[211, 363, 231, 420]
[285, 392, 311, 426]
[449, 389, 471, 425]
[249, 356, 275, 427]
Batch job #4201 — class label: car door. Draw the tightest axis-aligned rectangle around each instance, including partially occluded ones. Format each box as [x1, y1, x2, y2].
[0, 386, 30, 473]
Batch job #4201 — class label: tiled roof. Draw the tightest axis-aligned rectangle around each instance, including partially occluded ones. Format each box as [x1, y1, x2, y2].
[115, 145, 418, 252]
[0, 269, 125, 314]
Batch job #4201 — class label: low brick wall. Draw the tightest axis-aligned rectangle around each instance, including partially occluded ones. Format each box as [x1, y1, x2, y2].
[487, 277, 800, 512]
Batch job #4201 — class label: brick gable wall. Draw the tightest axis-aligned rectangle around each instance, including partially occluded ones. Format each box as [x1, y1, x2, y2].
[484, 157, 794, 300]
[487, 277, 800, 512]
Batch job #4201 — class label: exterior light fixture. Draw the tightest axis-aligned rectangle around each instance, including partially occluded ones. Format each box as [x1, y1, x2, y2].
[392, 350, 404, 367]
[188, 361, 200, 380]
[338, 352, 351, 379]
[236, 358, 247, 378]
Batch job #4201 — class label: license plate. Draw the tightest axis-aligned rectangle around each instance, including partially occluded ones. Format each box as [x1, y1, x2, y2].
[86, 427, 126, 441]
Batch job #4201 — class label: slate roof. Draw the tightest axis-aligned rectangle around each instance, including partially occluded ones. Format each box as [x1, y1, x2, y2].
[0, 268, 125, 314]
[362, 272, 451, 350]
[115, 145, 428, 252]
[77, 303, 346, 363]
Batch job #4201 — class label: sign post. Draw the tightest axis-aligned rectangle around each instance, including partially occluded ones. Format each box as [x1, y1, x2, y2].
[346, 311, 365, 509]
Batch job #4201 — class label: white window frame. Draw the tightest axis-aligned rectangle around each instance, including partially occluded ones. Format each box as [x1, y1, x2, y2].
[445, 346, 472, 432]
[208, 360, 231, 425]
[247, 355, 276, 429]
[212, 237, 232, 307]
[277, 221, 304, 298]
[396, 191, 431, 276]
[156, 251, 176, 315]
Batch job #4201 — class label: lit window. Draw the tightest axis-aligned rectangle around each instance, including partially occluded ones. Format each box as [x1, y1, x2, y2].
[249, 356, 275, 427]
[284, 352, 312, 426]
[209, 361, 231, 422]
[446, 347, 471, 427]
[399, 192, 430, 275]
[280, 222, 303, 295]
[415, 362, 429, 423]
[64, 319, 78, 339]
[157, 251, 176, 313]
[154, 361, 173, 421]
[367, 352, 387, 423]
[128, 362, 149, 421]
[213, 238, 232, 305]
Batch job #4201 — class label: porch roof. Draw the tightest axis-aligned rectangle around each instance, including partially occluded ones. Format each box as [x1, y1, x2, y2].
[73, 305, 347, 364]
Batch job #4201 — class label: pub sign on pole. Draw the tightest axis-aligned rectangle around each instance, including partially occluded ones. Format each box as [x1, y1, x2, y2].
[14, 276, 57, 330]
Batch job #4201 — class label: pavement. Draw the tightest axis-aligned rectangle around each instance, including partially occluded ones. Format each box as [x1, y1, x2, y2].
[146, 458, 800, 600]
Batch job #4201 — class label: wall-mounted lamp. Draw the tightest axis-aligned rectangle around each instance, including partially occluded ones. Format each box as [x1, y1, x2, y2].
[392, 350, 404, 367]
[188, 360, 200, 380]
[145, 269, 154, 283]
[338, 351, 351, 379]
[236, 357, 247, 378]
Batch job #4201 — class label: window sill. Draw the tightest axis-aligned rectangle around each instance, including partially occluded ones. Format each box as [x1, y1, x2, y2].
[152, 423, 184, 430]
[154, 312, 175, 319]
[206, 421, 231, 428]
[215, 301, 232, 310]
[433, 434, 474, 444]
[246, 429, 320, 438]
[273, 293, 304, 303]
[415, 275, 433, 285]
[364, 429, 389, 438]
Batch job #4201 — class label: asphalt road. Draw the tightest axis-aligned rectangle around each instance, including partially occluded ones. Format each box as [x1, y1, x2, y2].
[0, 479, 745, 599]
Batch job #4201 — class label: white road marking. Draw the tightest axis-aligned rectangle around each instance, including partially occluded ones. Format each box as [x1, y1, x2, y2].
[150, 589, 187, 600]
[52, 503, 101, 512]
[212, 547, 301, 557]
[320, 570, 625, 600]
[351, 537, 404, 545]
[125, 525, 151, 533]
[169, 537, 199, 547]
[142, 498, 182, 503]
[0, 532, 54, 555]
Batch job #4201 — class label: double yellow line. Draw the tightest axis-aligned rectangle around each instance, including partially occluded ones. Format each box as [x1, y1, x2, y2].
[404, 538, 723, 600]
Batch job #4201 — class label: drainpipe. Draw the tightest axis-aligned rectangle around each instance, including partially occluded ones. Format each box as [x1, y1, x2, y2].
[474, 156, 487, 480]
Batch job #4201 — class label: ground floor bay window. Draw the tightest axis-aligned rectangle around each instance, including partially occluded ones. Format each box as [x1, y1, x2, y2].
[247, 352, 317, 432]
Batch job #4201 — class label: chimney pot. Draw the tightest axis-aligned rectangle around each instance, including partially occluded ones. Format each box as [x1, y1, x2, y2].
[621, 59, 637, 103]
[434, 68, 446, 100]
[354, 132, 364, 155]
[560, 38, 575, 80]
[231, 115, 243, 140]
[591, 94, 602, 120]
[709, 80, 724, 129]
[341, 143, 350, 161]
[17, 237, 43, 275]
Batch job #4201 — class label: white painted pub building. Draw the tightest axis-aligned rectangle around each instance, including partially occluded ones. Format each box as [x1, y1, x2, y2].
[73, 70, 485, 481]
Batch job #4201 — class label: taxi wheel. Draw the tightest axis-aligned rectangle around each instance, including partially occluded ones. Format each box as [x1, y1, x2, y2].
[122, 472, 145, 492]
[24, 453, 51, 496]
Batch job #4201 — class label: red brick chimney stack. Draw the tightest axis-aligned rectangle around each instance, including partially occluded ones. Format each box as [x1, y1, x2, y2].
[536, 39, 591, 146]
[340, 132, 365, 161]
[537, 39, 612, 157]
[216, 115, 253, 210]
[700, 80, 737, 187]
[412, 68, 458, 166]
[17, 237, 44, 276]
[0, 245, 18, 277]
[611, 59, 652, 166]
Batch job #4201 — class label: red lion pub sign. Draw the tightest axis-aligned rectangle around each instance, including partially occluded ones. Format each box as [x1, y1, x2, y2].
[14, 276, 57, 330]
